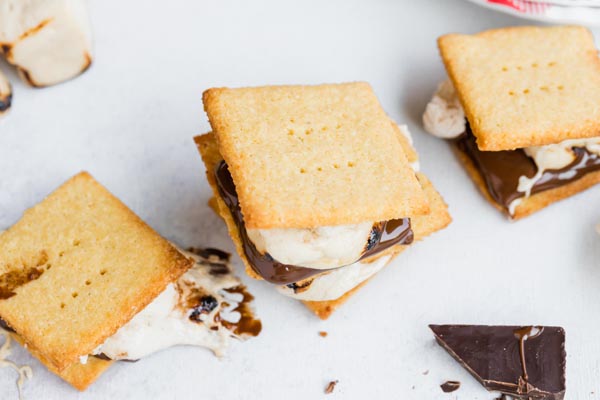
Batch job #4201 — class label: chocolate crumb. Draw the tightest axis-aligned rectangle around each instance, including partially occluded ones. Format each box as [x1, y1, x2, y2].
[440, 381, 460, 393]
[319, 331, 328, 337]
[325, 380, 338, 394]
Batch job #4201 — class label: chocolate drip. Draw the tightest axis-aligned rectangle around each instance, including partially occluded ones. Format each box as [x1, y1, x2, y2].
[92, 353, 138, 363]
[455, 124, 600, 211]
[214, 161, 413, 285]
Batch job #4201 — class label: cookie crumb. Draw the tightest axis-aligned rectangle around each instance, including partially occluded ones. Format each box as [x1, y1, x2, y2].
[440, 380, 461, 393]
[319, 331, 328, 337]
[422, 370, 429, 375]
[325, 380, 338, 394]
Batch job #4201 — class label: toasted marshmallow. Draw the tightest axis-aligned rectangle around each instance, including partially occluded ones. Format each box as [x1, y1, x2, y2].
[277, 255, 391, 301]
[0, 69, 11, 113]
[247, 222, 374, 270]
[423, 80, 465, 139]
[0, 0, 92, 87]
[92, 246, 260, 360]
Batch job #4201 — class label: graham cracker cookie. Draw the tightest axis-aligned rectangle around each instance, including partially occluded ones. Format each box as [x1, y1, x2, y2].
[453, 144, 600, 219]
[195, 131, 451, 319]
[9, 332, 112, 391]
[439, 26, 600, 151]
[202, 83, 429, 229]
[0, 172, 192, 373]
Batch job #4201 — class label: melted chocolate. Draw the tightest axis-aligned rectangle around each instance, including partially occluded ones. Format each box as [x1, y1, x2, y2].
[214, 161, 413, 285]
[92, 353, 138, 363]
[456, 124, 600, 211]
[0, 251, 48, 300]
[218, 285, 262, 337]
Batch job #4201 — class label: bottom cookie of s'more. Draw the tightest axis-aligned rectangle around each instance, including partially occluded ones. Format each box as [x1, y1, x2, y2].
[195, 127, 450, 319]
[0, 172, 260, 391]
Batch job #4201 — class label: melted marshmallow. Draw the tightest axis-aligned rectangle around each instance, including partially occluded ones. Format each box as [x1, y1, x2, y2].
[0, 329, 32, 400]
[422, 80, 466, 139]
[91, 246, 257, 360]
[277, 255, 391, 301]
[247, 222, 373, 270]
[517, 139, 600, 197]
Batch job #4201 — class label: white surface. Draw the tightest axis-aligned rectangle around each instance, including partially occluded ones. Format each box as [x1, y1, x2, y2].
[0, 0, 598, 399]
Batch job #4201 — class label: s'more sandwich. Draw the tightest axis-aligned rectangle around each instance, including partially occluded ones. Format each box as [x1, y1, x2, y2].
[194, 82, 451, 319]
[423, 26, 600, 219]
[0, 172, 260, 391]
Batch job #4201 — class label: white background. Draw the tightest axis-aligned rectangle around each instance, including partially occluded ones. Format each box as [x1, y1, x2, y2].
[1, 0, 599, 399]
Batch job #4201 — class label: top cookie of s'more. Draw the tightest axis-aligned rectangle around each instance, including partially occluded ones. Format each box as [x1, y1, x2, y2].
[0, 172, 192, 372]
[202, 82, 429, 229]
[439, 26, 600, 151]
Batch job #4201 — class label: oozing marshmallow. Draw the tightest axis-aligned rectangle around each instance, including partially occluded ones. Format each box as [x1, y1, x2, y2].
[247, 222, 374, 270]
[0, 329, 32, 400]
[277, 255, 391, 301]
[518, 139, 600, 196]
[0, 0, 92, 87]
[423, 80, 466, 139]
[90, 246, 259, 361]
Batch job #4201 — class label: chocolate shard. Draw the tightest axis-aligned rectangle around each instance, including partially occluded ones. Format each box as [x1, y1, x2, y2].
[429, 325, 566, 400]
[440, 380, 461, 393]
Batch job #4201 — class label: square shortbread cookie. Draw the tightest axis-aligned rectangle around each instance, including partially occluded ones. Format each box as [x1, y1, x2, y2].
[439, 26, 600, 151]
[202, 83, 429, 229]
[0, 172, 192, 372]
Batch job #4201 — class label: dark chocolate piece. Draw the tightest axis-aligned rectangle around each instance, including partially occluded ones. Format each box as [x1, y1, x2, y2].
[455, 124, 600, 211]
[429, 325, 566, 400]
[440, 381, 461, 393]
[214, 160, 413, 285]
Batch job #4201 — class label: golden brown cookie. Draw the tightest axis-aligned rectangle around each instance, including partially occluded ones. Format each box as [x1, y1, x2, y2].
[202, 83, 429, 229]
[9, 332, 112, 391]
[0, 172, 192, 375]
[439, 26, 600, 151]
